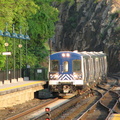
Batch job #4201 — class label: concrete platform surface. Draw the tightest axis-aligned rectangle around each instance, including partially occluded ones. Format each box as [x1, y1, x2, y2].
[0, 80, 47, 108]
[0, 80, 46, 95]
[108, 114, 120, 120]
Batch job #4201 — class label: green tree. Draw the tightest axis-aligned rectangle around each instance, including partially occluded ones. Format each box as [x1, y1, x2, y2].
[28, 0, 59, 66]
[0, 0, 38, 69]
[0, 0, 59, 70]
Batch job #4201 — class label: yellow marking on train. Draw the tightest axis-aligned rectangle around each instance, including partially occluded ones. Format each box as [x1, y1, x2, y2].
[0, 81, 42, 92]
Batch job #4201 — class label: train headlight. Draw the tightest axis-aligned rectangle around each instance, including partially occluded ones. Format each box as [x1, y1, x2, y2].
[50, 74, 53, 79]
[73, 73, 78, 78]
[62, 53, 65, 57]
[49, 73, 59, 80]
[66, 53, 70, 57]
[61, 53, 70, 57]
[54, 73, 59, 78]
[73, 72, 82, 80]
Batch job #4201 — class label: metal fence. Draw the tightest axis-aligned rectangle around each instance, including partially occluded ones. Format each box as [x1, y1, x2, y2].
[0, 68, 48, 83]
[22, 68, 48, 80]
[0, 69, 20, 83]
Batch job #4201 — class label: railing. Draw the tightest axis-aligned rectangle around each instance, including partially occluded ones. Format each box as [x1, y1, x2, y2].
[0, 68, 48, 83]
[0, 69, 20, 83]
[22, 68, 48, 80]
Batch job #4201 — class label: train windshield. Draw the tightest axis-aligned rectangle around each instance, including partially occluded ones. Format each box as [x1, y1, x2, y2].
[50, 60, 59, 72]
[72, 60, 81, 72]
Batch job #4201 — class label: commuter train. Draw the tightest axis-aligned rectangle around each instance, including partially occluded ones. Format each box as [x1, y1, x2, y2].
[48, 51, 107, 96]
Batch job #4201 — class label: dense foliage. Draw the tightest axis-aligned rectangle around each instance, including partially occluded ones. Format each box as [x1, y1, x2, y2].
[0, 0, 61, 70]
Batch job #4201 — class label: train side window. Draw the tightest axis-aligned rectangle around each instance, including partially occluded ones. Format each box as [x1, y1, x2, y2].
[50, 60, 59, 72]
[72, 60, 81, 72]
[63, 61, 69, 72]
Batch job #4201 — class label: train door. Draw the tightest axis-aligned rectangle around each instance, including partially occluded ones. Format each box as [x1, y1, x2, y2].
[99, 58, 103, 77]
[93, 58, 95, 80]
[89, 58, 94, 81]
[63, 61, 69, 73]
[59, 60, 69, 74]
[83, 58, 87, 84]
[86, 58, 90, 83]
[59, 58, 76, 81]
[59, 58, 73, 81]
[101, 57, 104, 76]
[104, 56, 107, 75]
[95, 58, 99, 80]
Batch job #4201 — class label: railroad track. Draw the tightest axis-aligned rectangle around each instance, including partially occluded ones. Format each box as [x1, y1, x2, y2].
[6, 98, 58, 120]
[77, 86, 119, 120]
[53, 85, 107, 120]
[5, 80, 120, 120]
[36, 89, 97, 120]
[35, 84, 119, 120]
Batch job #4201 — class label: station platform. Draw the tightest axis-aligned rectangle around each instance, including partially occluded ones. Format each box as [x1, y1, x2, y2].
[0, 80, 46, 95]
[0, 79, 46, 109]
[108, 114, 120, 120]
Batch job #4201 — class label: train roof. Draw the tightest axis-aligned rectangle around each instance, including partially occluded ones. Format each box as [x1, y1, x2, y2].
[79, 51, 106, 57]
[51, 51, 106, 58]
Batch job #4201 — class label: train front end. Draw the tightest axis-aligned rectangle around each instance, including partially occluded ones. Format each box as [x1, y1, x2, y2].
[49, 51, 83, 96]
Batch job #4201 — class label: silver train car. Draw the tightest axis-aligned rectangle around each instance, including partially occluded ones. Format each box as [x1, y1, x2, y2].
[48, 51, 107, 96]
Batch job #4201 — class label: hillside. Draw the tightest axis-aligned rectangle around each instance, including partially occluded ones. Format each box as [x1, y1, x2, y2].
[52, 0, 120, 73]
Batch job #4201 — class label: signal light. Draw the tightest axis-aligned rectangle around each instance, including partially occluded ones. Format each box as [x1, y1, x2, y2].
[45, 107, 50, 112]
[45, 118, 51, 120]
[45, 107, 51, 120]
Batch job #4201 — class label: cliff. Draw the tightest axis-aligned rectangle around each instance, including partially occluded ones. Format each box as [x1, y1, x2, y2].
[52, 0, 120, 73]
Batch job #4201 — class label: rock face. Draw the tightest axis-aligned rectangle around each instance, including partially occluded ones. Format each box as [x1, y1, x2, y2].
[52, 0, 120, 73]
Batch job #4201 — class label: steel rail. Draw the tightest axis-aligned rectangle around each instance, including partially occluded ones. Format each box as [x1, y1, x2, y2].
[97, 84, 110, 91]
[76, 89, 103, 120]
[105, 90, 119, 120]
[36, 90, 92, 120]
[61, 89, 102, 120]
[6, 98, 58, 120]
[77, 86, 115, 120]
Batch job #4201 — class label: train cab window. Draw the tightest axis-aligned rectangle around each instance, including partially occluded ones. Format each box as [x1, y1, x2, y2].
[63, 61, 68, 72]
[50, 60, 59, 72]
[73, 60, 81, 72]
